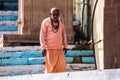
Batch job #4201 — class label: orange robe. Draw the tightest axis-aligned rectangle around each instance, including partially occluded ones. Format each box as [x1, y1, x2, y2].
[40, 17, 67, 73]
[45, 49, 66, 73]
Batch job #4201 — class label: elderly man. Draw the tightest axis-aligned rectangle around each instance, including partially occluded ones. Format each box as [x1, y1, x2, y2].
[40, 7, 68, 73]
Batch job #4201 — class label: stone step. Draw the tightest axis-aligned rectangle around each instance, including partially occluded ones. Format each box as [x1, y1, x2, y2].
[0, 16, 18, 21]
[0, 50, 94, 66]
[0, 45, 75, 52]
[0, 57, 94, 66]
[0, 57, 45, 66]
[1, 68, 120, 80]
[0, 11, 18, 16]
[66, 50, 93, 57]
[0, 31, 17, 38]
[0, 21, 17, 26]
[3, 5, 18, 11]
[3, 2, 18, 6]
[0, 26, 18, 31]
[0, 64, 95, 76]
[0, 1, 18, 10]
[82, 57, 94, 63]
[0, 0, 18, 2]
[0, 50, 93, 58]
[0, 46, 42, 52]
[0, 57, 75, 66]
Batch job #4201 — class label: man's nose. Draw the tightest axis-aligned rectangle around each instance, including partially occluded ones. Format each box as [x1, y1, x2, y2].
[53, 15, 58, 19]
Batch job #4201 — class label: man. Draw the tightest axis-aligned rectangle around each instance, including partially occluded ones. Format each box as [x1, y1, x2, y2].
[40, 7, 67, 73]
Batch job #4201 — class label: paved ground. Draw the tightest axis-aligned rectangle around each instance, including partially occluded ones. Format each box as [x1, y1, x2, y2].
[1, 68, 120, 80]
[0, 64, 95, 76]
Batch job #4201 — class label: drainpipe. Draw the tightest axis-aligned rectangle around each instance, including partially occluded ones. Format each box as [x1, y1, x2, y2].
[82, 0, 90, 41]
[91, 0, 98, 69]
[86, 0, 90, 41]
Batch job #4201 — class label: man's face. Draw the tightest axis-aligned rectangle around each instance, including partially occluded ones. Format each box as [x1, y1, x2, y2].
[50, 10, 60, 22]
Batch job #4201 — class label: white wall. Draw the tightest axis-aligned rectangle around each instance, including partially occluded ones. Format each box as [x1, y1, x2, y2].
[91, 0, 104, 70]
[0, 69, 120, 80]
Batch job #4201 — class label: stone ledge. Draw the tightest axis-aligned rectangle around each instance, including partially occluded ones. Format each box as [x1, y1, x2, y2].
[0, 45, 75, 52]
[1, 67, 120, 80]
[0, 34, 39, 47]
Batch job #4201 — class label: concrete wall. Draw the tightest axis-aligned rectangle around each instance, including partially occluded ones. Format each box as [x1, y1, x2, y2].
[1, 69, 120, 80]
[104, 0, 120, 69]
[18, 0, 74, 43]
[92, 0, 120, 69]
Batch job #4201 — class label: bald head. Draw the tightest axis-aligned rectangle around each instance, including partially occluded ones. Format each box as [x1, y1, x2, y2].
[50, 7, 60, 13]
[50, 7, 60, 22]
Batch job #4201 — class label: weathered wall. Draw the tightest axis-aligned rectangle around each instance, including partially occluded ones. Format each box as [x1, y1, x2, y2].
[89, 0, 120, 70]
[18, 0, 74, 43]
[104, 0, 120, 69]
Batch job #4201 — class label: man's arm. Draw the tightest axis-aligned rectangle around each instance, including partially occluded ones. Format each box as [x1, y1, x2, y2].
[62, 26, 67, 48]
[40, 20, 47, 56]
[61, 19, 68, 54]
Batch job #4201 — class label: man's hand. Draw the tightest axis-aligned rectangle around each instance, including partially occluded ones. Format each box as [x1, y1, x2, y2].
[63, 48, 67, 55]
[42, 49, 46, 57]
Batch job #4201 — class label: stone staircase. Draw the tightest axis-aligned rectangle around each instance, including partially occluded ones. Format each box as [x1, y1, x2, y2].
[0, 0, 95, 77]
[0, 45, 95, 76]
[0, 0, 18, 39]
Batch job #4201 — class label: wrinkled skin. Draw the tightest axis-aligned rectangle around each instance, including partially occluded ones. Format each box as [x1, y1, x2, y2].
[50, 9, 60, 22]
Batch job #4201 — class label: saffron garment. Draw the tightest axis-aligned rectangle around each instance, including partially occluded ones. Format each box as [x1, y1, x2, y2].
[40, 17, 68, 73]
[45, 49, 66, 73]
[40, 17, 67, 49]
